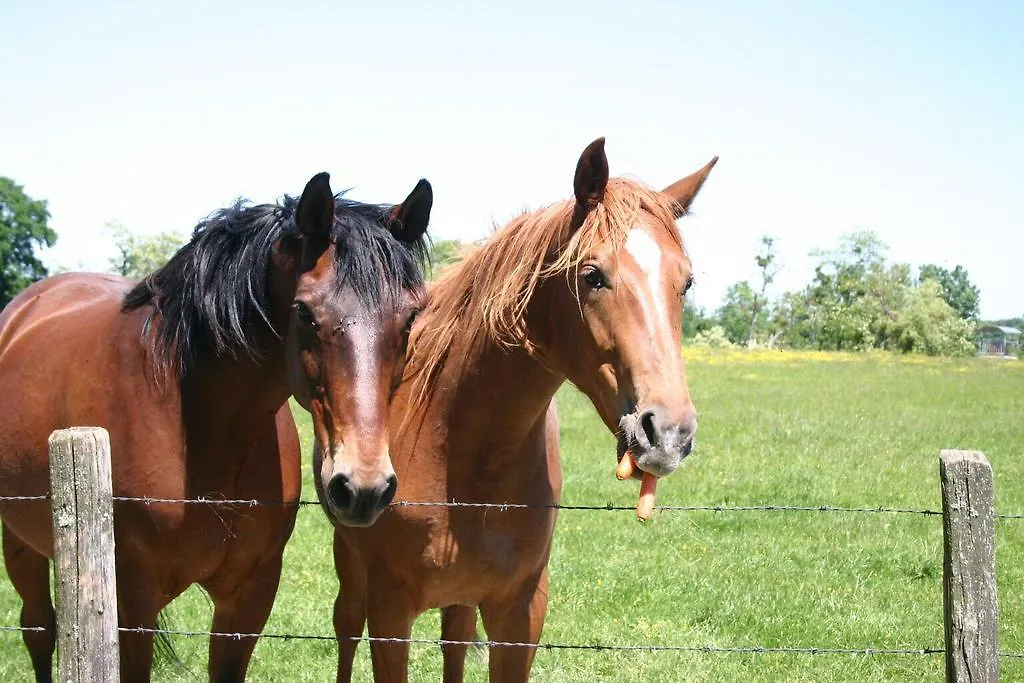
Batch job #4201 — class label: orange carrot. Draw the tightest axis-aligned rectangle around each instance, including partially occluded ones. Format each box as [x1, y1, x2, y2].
[615, 451, 636, 480]
[636, 472, 658, 522]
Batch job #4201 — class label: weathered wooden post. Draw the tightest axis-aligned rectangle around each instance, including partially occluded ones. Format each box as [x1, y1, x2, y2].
[49, 427, 120, 682]
[940, 449, 998, 683]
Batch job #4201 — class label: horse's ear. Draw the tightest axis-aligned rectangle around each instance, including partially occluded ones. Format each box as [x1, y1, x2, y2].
[662, 156, 718, 218]
[388, 179, 433, 244]
[296, 172, 335, 243]
[573, 137, 609, 218]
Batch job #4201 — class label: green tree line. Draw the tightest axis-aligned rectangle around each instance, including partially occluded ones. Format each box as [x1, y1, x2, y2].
[686, 231, 985, 357]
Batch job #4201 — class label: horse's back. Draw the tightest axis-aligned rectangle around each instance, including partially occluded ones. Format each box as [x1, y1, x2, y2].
[0, 272, 134, 371]
[0, 272, 161, 552]
[0, 271, 139, 418]
[0, 271, 131, 323]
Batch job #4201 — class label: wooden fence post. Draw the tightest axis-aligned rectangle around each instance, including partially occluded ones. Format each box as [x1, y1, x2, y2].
[49, 427, 120, 682]
[941, 449, 998, 683]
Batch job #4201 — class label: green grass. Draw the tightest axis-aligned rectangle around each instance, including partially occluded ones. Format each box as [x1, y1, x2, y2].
[2, 350, 1023, 681]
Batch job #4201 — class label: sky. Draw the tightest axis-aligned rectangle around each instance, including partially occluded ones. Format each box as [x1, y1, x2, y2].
[2, 1, 1021, 319]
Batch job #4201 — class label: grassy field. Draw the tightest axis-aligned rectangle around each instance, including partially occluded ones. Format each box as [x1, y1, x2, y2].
[2, 349, 1023, 681]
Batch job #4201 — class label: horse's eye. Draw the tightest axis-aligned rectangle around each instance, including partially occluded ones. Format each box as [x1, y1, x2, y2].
[684, 276, 695, 295]
[583, 267, 607, 290]
[294, 303, 318, 329]
[402, 308, 420, 337]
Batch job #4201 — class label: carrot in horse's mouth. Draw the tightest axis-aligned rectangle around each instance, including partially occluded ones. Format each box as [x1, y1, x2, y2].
[615, 451, 636, 480]
[616, 451, 658, 521]
[636, 472, 658, 522]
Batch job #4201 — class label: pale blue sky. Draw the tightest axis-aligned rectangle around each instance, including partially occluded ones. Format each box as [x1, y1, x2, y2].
[2, 1, 1021, 318]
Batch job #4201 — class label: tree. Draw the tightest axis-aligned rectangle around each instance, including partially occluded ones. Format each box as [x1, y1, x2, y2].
[716, 281, 762, 345]
[863, 262, 912, 349]
[806, 230, 905, 351]
[426, 239, 467, 279]
[769, 289, 814, 349]
[0, 177, 57, 308]
[690, 325, 733, 348]
[682, 293, 714, 339]
[917, 264, 980, 321]
[107, 222, 186, 281]
[891, 280, 975, 356]
[747, 235, 778, 347]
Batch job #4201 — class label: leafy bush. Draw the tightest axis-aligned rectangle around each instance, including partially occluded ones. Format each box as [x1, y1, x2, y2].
[891, 280, 975, 356]
[690, 325, 734, 348]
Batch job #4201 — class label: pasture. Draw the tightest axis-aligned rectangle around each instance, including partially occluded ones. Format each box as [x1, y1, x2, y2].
[2, 349, 1023, 681]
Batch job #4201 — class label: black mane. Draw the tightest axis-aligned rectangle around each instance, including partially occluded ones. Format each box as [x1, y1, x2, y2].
[123, 192, 428, 383]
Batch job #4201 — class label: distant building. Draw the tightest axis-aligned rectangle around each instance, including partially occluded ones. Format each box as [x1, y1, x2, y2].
[977, 325, 1020, 358]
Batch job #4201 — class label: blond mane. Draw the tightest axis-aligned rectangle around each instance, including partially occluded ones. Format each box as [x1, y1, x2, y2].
[408, 177, 684, 401]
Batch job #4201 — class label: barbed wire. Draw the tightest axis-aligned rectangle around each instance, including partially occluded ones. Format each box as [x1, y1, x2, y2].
[392, 501, 946, 515]
[0, 625, 45, 632]
[5, 492, 1024, 519]
[107, 497, 952, 516]
[5, 624, 1024, 659]
[117, 626, 943, 656]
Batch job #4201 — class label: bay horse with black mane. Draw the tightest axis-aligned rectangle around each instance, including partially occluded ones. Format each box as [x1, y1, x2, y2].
[0, 171, 432, 681]
[327, 139, 717, 682]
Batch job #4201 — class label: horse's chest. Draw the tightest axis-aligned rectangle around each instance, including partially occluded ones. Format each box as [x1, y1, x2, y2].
[417, 510, 554, 605]
[141, 504, 290, 586]
[156, 433, 299, 581]
[423, 528, 520, 574]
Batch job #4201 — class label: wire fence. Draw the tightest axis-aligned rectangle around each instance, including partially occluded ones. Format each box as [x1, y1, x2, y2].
[3, 619, 1024, 660]
[116, 626, 954, 657]
[8, 491, 1024, 518]
[1, 491, 1022, 661]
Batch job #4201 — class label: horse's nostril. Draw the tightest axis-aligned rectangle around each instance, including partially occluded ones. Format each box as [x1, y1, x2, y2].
[379, 474, 399, 510]
[326, 474, 356, 511]
[638, 410, 659, 449]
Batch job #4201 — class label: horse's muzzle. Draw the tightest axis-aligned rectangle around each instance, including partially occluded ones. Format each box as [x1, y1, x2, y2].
[323, 472, 398, 527]
[313, 442, 398, 527]
[618, 404, 697, 478]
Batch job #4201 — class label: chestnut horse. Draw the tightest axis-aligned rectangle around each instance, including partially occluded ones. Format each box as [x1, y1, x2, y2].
[0, 171, 432, 682]
[328, 139, 717, 682]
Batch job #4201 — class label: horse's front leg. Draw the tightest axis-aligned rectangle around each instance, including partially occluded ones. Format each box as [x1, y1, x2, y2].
[203, 551, 285, 683]
[479, 569, 550, 683]
[441, 604, 479, 683]
[366, 576, 419, 683]
[116, 563, 167, 683]
[3, 523, 56, 682]
[333, 532, 368, 683]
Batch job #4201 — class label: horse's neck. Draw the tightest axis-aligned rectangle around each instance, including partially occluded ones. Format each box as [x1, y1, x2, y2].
[180, 257, 296, 465]
[181, 344, 291, 443]
[426, 331, 564, 471]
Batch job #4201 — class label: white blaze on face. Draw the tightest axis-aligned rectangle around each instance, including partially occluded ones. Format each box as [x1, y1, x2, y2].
[624, 228, 673, 346]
